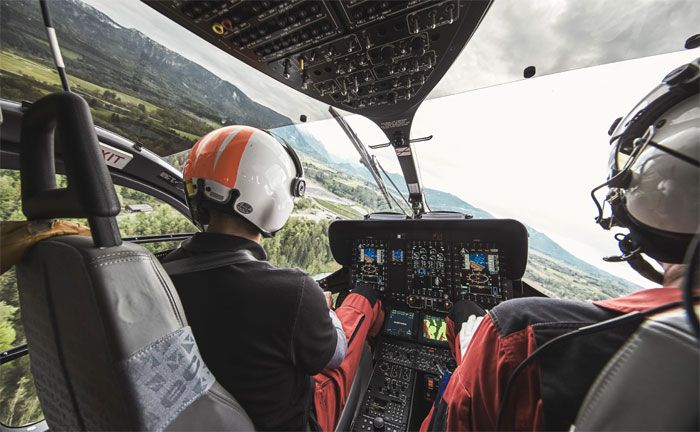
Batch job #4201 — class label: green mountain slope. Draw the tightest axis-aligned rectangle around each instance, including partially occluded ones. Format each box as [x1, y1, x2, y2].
[0, 0, 328, 157]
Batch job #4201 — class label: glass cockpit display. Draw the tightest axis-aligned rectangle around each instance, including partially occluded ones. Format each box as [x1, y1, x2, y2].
[422, 315, 448, 343]
[409, 242, 448, 291]
[351, 234, 510, 310]
[353, 240, 386, 288]
[384, 309, 416, 338]
[458, 246, 503, 298]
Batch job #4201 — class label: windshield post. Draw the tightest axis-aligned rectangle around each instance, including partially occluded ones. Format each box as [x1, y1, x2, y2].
[328, 106, 396, 213]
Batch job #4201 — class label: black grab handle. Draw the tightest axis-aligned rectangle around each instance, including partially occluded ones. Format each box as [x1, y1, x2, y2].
[20, 92, 122, 247]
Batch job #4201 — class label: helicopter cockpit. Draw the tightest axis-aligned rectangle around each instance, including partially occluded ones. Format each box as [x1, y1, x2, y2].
[0, 1, 698, 431]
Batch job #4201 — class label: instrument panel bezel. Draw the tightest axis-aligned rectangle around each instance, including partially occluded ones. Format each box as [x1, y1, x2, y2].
[329, 219, 529, 280]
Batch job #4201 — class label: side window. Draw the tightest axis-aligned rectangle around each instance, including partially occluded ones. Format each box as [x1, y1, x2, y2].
[0, 168, 195, 427]
[0, 169, 42, 427]
[114, 185, 196, 253]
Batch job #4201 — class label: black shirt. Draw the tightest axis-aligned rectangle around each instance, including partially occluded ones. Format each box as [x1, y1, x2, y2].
[164, 233, 337, 430]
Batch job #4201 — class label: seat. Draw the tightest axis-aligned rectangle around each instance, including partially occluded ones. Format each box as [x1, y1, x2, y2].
[572, 307, 699, 431]
[14, 92, 255, 430]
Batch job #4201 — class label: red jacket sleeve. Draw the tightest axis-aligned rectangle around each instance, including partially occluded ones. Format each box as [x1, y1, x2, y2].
[421, 315, 544, 431]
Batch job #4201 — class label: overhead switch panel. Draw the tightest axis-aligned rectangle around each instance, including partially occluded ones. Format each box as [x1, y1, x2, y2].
[145, 0, 492, 119]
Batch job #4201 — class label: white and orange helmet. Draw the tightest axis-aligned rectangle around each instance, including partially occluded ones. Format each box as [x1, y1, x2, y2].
[183, 125, 305, 236]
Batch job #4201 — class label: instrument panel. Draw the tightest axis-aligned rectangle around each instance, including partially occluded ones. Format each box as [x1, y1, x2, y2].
[353, 237, 507, 310]
[332, 219, 528, 311]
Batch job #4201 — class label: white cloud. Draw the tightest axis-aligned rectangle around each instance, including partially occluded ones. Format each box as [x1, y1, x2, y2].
[430, 0, 700, 98]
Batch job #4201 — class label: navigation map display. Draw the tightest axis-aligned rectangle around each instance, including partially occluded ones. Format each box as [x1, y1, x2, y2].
[355, 240, 386, 287]
[459, 246, 502, 298]
[384, 310, 416, 338]
[422, 315, 448, 342]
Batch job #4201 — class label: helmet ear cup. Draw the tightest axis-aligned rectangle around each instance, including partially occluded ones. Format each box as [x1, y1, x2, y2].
[292, 177, 306, 197]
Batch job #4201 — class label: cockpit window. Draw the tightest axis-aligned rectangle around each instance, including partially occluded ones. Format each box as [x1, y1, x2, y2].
[2, 0, 697, 155]
[1, 0, 697, 300]
[428, 0, 700, 99]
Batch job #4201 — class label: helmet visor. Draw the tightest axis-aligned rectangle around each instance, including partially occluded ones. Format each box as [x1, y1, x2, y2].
[609, 84, 670, 174]
[616, 125, 655, 173]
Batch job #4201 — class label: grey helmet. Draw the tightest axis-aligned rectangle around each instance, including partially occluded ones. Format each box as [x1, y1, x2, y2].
[593, 58, 700, 282]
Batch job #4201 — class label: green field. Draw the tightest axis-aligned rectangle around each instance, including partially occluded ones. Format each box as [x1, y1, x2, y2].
[171, 128, 200, 141]
[0, 50, 159, 112]
[315, 198, 364, 220]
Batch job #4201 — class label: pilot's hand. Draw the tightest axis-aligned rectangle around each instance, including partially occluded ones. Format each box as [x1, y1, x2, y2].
[451, 300, 486, 360]
[323, 291, 334, 309]
[451, 299, 486, 325]
[459, 315, 484, 359]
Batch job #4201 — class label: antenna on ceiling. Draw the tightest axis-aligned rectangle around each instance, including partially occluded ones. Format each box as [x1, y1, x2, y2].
[39, 0, 71, 92]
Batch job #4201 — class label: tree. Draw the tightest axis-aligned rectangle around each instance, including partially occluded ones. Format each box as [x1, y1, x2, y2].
[0, 301, 17, 351]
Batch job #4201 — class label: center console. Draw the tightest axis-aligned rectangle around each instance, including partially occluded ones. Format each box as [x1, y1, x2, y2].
[352, 309, 454, 432]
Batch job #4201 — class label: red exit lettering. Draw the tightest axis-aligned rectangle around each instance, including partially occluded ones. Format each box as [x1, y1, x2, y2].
[101, 148, 125, 164]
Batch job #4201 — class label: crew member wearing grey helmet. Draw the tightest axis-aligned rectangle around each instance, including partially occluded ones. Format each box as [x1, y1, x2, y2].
[419, 58, 700, 432]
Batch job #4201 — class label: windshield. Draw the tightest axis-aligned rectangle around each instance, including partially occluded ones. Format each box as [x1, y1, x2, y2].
[292, 50, 700, 296]
[2, 0, 698, 155]
[429, 0, 700, 99]
[2, 0, 699, 300]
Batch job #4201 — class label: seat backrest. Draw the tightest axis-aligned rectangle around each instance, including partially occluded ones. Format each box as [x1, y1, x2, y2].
[15, 92, 255, 430]
[572, 308, 699, 431]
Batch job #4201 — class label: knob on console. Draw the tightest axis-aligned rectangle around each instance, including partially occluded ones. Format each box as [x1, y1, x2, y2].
[373, 416, 385, 431]
[442, 299, 453, 311]
[380, 45, 395, 64]
[411, 36, 425, 56]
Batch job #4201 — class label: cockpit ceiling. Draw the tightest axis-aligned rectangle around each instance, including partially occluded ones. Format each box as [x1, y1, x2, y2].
[144, 0, 492, 122]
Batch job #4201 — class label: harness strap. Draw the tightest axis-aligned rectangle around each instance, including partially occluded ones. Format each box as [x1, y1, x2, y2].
[162, 249, 258, 276]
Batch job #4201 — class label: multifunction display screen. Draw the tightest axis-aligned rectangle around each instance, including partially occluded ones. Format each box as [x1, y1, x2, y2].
[458, 246, 502, 298]
[351, 237, 507, 306]
[384, 309, 416, 338]
[422, 315, 448, 343]
[355, 240, 386, 287]
[391, 249, 405, 263]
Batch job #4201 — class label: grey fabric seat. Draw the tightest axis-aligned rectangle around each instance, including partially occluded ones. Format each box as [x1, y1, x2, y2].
[572, 308, 699, 431]
[16, 236, 256, 431]
[15, 92, 256, 431]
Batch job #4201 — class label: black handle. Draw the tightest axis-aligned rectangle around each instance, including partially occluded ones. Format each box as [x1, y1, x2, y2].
[20, 92, 122, 247]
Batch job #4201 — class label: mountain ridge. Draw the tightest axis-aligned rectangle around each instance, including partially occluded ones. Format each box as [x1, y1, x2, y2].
[0, 0, 313, 154]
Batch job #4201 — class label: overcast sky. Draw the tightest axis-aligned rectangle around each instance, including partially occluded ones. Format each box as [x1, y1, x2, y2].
[79, 0, 700, 287]
[430, 0, 700, 98]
